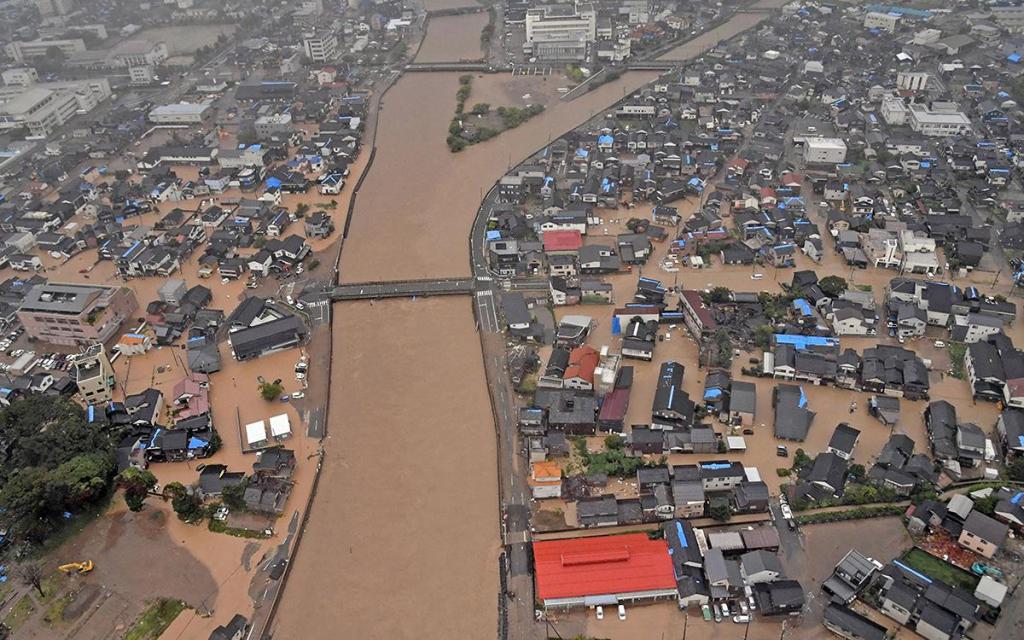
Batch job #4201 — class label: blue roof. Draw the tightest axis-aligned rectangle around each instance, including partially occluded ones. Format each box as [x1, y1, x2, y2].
[1011, 491, 1024, 505]
[893, 559, 933, 584]
[704, 388, 722, 400]
[701, 462, 731, 470]
[1009, 53, 1021, 63]
[486, 230, 501, 241]
[598, 134, 614, 145]
[188, 437, 208, 450]
[675, 521, 688, 548]
[793, 299, 814, 316]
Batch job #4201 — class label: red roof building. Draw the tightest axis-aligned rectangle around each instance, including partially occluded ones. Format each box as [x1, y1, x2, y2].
[543, 230, 583, 254]
[533, 534, 677, 607]
[563, 345, 599, 389]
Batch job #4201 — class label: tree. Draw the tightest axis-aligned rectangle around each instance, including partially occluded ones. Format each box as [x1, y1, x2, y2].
[604, 434, 624, 450]
[162, 481, 187, 502]
[792, 448, 812, 472]
[818, 275, 849, 298]
[706, 286, 732, 304]
[848, 463, 866, 482]
[222, 479, 248, 511]
[709, 503, 732, 522]
[117, 467, 157, 512]
[14, 562, 45, 598]
[259, 381, 284, 401]
[753, 324, 774, 349]
[1008, 458, 1024, 481]
[295, 203, 310, 218]
[171, 488, 203, 523]
[54, 453, 116, 509]
[712, 330, 734, 368]
[0, 467, 60, 541]
[470, 103, 490, 115]
[974, 494, 999, 516]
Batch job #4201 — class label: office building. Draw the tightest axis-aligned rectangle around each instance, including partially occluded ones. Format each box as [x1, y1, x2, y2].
[18, 283, 138, 347]
[73, 343, 116, 405]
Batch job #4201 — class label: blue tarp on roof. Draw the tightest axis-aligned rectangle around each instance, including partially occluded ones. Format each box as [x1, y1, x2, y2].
[773, 334, 839, 349]
[676, 521, 688, 548]
[893, 560, 933, 584]
[188, 437, 207, 450]
[701, 462, 731, 470]
[1009, 54, 1021, 63]
[598, 134, 614, 145]
[1011, 491, 1024, 504]
[704, 388, 722, 400]
[799, 387, 807, 408]
[793, 299, 814, 316]
[265, 177, 282, 189]
[486, 230, 501, 241]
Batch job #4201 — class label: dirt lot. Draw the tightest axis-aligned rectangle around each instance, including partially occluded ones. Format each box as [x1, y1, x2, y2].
[131, 24, 237, 55]
[271, 297, 500, 639]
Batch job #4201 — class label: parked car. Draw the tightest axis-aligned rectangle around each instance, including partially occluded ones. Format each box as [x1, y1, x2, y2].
[617, 605, 626, 620]
[933, 340, 946, 348]
[595, 606, 603, 620]
[733, 615, 751, 624]
[776, 445, 789, 457]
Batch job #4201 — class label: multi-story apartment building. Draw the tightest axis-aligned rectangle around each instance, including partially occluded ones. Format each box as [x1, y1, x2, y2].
[18, 283, 138, 347]
[524, 2, 596, 61]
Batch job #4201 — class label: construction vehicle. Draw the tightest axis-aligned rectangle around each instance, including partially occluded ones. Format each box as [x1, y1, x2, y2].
[58, 561, 94, 575]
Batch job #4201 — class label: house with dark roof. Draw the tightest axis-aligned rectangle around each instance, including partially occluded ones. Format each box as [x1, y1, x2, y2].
[959, 510, 1009, 558]
[823, 602, 887, 640]
[753, 580, 805, 616]
[773, 384, 814, 441]
[826, 423, 861, 460]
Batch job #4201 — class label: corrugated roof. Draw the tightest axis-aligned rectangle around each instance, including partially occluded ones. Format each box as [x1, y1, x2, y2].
[534, 534, 675, 601]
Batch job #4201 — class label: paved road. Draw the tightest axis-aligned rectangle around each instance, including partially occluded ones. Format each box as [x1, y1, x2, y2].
[331, 278, 475, 299]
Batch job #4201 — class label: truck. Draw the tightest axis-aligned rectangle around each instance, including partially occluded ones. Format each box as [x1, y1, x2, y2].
[9, 351, 36, 376]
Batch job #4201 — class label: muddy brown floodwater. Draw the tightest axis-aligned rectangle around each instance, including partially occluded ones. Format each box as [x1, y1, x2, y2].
[272, 297, 499, 638]
[274, 5, 827, 639]
[416, 12, 489, 62]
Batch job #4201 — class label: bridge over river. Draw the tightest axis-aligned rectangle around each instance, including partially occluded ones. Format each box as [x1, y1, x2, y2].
[331, 277, 476, 300]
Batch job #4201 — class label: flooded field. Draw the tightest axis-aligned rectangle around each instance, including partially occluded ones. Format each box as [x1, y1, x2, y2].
[271, 297, 499, 638]
[416, 12, 489, 62]
[131, 24, 236, 55]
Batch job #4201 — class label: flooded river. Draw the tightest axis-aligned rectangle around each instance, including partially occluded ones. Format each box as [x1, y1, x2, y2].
[271, 297, 499, 638]
[274, 4, 815, 638]
[416, 12, 489, 62]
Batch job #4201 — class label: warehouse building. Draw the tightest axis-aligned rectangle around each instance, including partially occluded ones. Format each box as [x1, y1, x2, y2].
[533, 533, 677, 608]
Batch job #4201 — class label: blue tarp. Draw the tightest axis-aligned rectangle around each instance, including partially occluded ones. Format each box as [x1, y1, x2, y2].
[611, 316, 621, 335]
[1009, 53, 1021, 63]
[265, 177, 282, 189]
[701, 462, 731, 470]
[773, 334, 839, 349]
[893, 560, 933, 584]
[486, 230, 501, 241]
[793, 299, 814, 316]
[704, 388, 722, 400]
[598, 134, 614, 145]
[799, 387, 808, 408]
[188, 437, 207, 450]
[1011, 491, 1024, 504]
[676, 521, 688, 548]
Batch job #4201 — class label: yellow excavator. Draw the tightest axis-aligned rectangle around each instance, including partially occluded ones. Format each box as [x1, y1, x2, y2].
[57, 561, 94, 575]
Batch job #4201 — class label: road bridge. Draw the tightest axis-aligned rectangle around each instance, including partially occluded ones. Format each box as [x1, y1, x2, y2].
[331, 278, 476, 300]
[404, 62, 508, 72]
[626, 61, 681, 70]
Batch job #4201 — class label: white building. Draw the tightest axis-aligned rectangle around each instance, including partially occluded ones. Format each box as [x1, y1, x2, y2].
[129, 65, 155, 86]
[303, 33, 338, 63]
[108, 40, 168, 68]
[34, 0, 74, 16]
[148, 102, 211, 124]
[803, 137, 848, 164]
[525, 3, 596, 61]
[864, 11, 900, 32]
[4, 38, 86, 63]
[881, 96, 908, 126]
[896, 70, 928, 91]
[907, 102, 972, 137]
[0, 78, 110, 138]
[1, 68, 38, 87]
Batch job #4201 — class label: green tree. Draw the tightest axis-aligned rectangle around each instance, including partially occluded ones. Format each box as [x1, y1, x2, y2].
[171, 488, 203, 523]
[470, 103, 490, 115]
[974, 494, 999, 516]
[709, 503, 732, 522]
[1008, 458, 1024, 481]
[818, 276, 849, 298]
[221, 478, 248, 511]
[753, 324, 774, 349]
[259, 381, 284, 401]
[295, 203, 310, 218]
[162, 481, 187, 502]
[849, 463, 866, 482]
[54, 453, 115, 508]
[604, 434, 624, 450]
[706, 286, 732, 304]
[0, 467, 57, 540]
[792, 448, 812, 472]
[117, 467, 157, 512]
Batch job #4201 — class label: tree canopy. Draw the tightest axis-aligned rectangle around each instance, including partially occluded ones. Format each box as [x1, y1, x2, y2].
[0, 396, 117, 541]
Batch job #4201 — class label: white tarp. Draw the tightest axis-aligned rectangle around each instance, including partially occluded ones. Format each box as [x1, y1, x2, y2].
[245, 420, 267, 446]
[269, 413, 292, 438]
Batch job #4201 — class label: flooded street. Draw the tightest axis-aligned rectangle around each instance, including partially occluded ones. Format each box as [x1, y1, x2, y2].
[271, 297, 499, 638]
